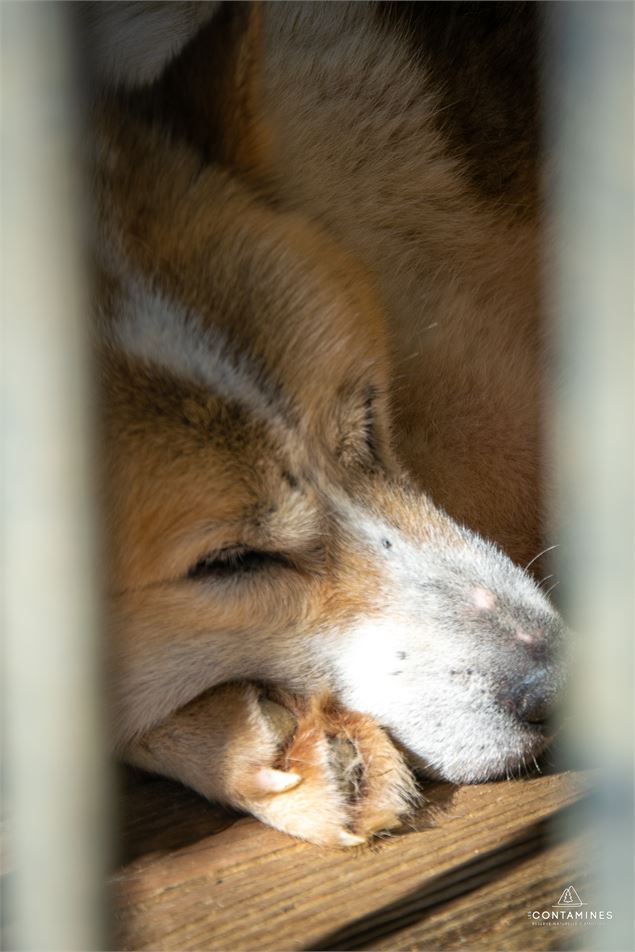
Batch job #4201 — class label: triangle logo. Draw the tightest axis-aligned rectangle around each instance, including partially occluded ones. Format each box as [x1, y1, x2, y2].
[553, 885, 586, 908]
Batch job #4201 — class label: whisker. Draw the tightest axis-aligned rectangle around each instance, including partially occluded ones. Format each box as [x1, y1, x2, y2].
[545, 580, 560, 598]
[538, 573, 555, 588]
[524, 543, 560, 572]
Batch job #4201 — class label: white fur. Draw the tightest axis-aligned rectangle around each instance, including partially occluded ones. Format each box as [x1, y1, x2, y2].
[315, 504, 565, 781]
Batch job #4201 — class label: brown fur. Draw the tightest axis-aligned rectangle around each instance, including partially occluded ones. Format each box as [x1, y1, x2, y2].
[88, 3, 562, 846]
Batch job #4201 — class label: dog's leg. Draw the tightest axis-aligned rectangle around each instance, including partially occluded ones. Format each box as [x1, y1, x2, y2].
[122, 682, 418, 847]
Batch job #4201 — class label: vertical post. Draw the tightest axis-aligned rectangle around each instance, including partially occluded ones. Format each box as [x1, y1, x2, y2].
[547, 2, 634, 949]
[2, 3, 108, 949]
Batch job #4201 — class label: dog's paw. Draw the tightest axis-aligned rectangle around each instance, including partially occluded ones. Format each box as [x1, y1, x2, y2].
[230, 688, 419, 847]
[124, 682, 418, 848]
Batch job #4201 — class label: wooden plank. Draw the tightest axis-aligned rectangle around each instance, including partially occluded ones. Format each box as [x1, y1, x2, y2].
[362, 838, 590, 951]
[111, 769, 589, 951]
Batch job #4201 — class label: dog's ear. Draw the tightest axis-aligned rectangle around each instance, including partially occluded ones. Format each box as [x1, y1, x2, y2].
[333, 382, 395, 475]
[157, 1, 270, 182]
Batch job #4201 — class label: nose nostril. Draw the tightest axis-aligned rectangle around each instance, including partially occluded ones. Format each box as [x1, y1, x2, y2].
[516, 694, 551, 724]
[499, 668, 555, 726]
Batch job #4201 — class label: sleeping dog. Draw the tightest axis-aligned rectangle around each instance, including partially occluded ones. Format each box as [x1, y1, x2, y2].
[87, 1, 566, 846]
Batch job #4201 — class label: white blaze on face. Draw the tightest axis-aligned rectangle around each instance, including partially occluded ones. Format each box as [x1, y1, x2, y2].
[332, 616, 415, 717]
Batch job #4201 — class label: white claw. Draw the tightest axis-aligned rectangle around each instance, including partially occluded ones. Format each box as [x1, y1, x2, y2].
[336, 830, 366, 848]
[253, 767, 302, 794]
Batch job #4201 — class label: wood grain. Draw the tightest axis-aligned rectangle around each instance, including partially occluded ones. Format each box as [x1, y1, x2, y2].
[111, 768, 589, 951]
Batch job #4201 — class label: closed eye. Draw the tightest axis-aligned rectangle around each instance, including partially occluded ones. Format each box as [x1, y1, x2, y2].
[187, 547, 293, 580]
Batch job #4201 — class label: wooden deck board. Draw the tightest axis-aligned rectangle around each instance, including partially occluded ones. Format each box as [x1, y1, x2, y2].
[363, 837, 589, 951]
[112, 768, 589, 950]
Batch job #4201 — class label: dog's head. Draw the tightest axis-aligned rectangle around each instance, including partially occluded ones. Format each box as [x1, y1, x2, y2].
[95, 7, 567, 781]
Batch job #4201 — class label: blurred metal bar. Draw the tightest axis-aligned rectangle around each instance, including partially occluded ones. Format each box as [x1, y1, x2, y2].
[547, 2, 634, 949]
[2, 3, 108, 949]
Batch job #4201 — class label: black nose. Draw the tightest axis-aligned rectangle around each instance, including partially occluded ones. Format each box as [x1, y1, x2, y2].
[499, 668, 555, 724]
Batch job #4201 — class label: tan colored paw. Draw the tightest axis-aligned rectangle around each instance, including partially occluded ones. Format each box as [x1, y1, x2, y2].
[232, 689, 419, 848]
